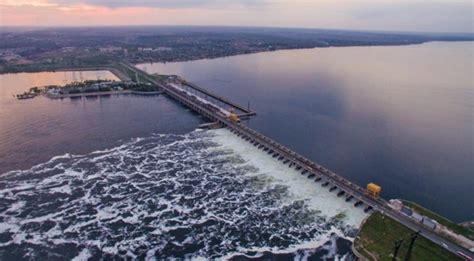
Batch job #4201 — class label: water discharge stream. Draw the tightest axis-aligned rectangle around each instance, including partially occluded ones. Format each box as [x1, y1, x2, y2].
[0, 129, 366, 260]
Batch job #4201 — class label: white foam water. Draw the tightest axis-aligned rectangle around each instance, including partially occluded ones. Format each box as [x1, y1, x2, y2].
[210, 128, 367, 228]
[210, 128, 367, 259]
[0, 129, 366, 260]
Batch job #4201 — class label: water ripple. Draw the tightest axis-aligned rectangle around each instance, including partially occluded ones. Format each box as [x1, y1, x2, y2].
[0, 130, 358, 260]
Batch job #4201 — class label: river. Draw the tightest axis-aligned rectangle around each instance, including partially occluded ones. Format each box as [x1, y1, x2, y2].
[0, 70, 364, 259]
[0, 42, 471, 260]
[137, 42, 473, 223]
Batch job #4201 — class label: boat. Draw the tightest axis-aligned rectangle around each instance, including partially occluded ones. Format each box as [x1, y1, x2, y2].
[16, 93, 35, 100]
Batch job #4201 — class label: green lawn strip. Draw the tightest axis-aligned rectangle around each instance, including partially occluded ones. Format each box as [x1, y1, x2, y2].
[112, 62, 150, 84]
[403, 200, 474, 241]
[354, 212, 460, 261]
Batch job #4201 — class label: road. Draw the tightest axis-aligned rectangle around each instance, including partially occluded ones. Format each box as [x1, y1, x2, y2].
[120, 61, 474, 260]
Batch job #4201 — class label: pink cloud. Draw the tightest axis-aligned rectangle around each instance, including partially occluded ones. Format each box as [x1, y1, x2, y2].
[0, 0, 472, 32]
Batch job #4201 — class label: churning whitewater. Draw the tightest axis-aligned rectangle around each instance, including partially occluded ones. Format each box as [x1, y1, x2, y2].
[0, 129, 367, 260]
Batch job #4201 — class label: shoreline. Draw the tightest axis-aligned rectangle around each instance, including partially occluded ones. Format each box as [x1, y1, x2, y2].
[132, 40, 474, 65]
[352, 212, 463, 260]
[46, 90, 163, 99]
[1, 40, 472, 76]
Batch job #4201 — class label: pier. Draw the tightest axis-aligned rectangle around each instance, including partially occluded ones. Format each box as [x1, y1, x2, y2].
[119, 61, 473, 259]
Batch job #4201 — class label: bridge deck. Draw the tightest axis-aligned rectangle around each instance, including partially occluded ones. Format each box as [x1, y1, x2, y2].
[184, 82, 256, 115]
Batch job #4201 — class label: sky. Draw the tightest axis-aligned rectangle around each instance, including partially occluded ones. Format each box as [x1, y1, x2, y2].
[0, 0, 472, 33]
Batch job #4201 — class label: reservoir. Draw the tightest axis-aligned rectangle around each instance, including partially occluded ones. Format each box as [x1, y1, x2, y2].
[0, 70, 364, 259]
[0, 42, 472, 259]
[137, 42, 474, 223]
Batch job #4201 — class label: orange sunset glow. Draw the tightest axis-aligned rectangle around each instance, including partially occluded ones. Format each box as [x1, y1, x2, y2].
[1, 0, 472, 32]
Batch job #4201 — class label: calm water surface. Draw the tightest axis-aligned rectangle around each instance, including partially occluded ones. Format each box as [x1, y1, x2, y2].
[0, 71, 202, 173]
[0, 71, 360, 259]
[137, 42, 474, 222]
[1, 42, 471, 259]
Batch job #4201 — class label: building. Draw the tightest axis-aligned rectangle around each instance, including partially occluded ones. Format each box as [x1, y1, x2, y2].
[62, 47, 76, 52]
[99, 47, 123, 53]
[412, 212, 423, 222]
[388, 199, 403, 211]
[422, 218, 437, 230]
[138, 47, 172, 52]
[366, 183, 381, 199]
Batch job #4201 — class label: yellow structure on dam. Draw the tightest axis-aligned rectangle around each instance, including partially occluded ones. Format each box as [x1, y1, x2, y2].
[228, 109, 241, 123]
[367, 183, 381, 199]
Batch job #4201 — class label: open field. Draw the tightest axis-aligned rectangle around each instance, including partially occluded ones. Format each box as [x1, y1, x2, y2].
[354, 212, 461, 261]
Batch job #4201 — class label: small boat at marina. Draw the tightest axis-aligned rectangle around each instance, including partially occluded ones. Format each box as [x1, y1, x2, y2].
[16, 93, 35, 100]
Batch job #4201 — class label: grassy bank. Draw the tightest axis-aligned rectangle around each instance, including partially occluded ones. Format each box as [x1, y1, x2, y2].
[112, 62, 150, 84]
[402, 200, 474, 241]
[354, 212, 460, 261]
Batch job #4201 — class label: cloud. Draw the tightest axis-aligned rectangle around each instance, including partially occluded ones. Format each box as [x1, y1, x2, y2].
[0, 0, 472, 33]
[0, 0, 57, 7]
[49, 0, 267, 9]
[348, 2, 473, 33]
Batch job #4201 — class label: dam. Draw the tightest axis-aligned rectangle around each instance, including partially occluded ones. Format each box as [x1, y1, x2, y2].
[118, 61, 473, 259]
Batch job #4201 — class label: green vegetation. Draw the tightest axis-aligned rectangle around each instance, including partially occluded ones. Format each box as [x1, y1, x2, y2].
[30, 79, 161, 98]
[62, 79, 115, 88]
[0, 54, 114, 74]
[1, 27, 473, 74]
[403, 200, 474, 241]
[113, 62, 150, 84]
[354, 212, 460, 261]
[68, 89, 81, 94]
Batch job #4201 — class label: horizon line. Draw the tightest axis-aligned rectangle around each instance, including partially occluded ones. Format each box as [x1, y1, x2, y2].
[1, 24, 473, 36]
